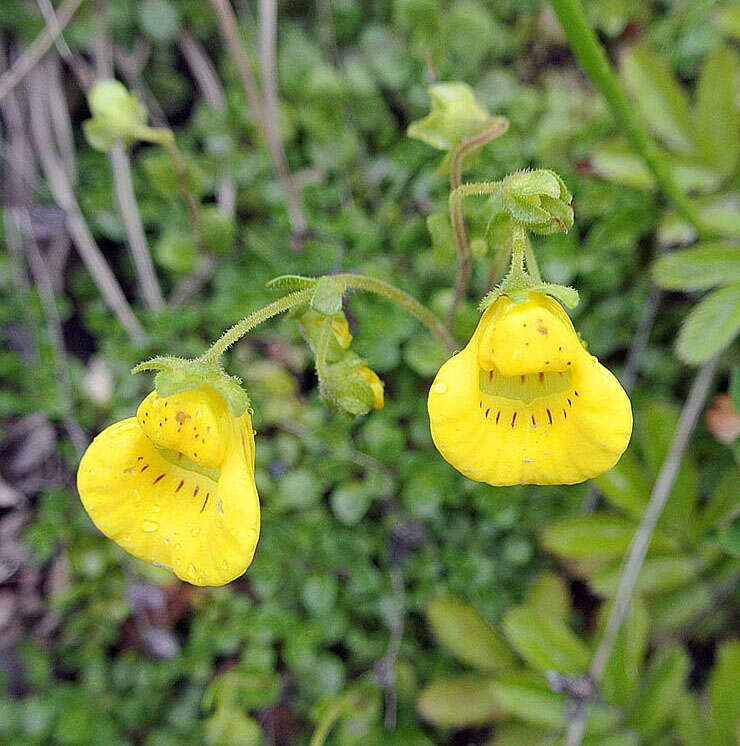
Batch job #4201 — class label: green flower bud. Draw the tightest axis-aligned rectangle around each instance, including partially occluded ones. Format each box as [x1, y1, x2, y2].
[83, 79, 148, 151]
[500, 169, 574, 235]
[407, 82, 490, 151]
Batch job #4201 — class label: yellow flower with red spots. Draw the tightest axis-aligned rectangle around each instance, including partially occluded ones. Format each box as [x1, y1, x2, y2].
[428, 292, 632, 486]
[77, 385, 259, 586]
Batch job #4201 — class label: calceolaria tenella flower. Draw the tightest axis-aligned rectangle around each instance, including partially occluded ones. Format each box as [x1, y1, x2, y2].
[77, 385, 259, 586]
[428, 292, 632, 486]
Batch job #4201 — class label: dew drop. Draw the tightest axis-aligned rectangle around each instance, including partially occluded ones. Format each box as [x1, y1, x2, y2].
[221, 560, 229, 569]
[141, 520, 159, 533]
[248, 528, 257, 538]
[187, 564, 197, 577]
[433, 381, 448, 394]
[151, 505, 161, 513]
[174, 543, 182, 550]
[191, 527, 200, 537]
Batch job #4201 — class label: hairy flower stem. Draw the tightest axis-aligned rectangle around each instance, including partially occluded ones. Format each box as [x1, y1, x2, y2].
[332, 273, 456, 353]
[447, 118, 509, 324]
[550, 0, 710, 238]
[201, 274, 456, 364]
[202, 288, 315, 363]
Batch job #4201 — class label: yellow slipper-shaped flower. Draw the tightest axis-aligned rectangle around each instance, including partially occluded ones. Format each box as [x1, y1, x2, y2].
[77, 385, 260, 586]
[428, 293, 632, 486]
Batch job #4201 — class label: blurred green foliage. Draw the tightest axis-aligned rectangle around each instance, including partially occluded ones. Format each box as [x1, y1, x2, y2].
[0, 0, 738, 745]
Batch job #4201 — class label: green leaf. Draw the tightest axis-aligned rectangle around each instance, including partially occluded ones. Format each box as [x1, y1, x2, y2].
[676, 284, 740, 364]
[592, 556, 699, 597]
[489, 672, 566, 729]
[403, 336, 448, 377]
[708, 640, 740, 746]
[330, 482, 373, 526]
[407, 82, 491, 151]
[593, 449, 650, 520]
[649, 583, 713, 634]
[416, 675, 505, 726]
[706, 515, 740, 556]
[621, 45, 695, 155]
[523, 571, 570, 621]
[628, 647, 689, 740]
[731, 365, 740, 413]
[694, 46, 739, 177]
[200, 207, 236, 255]
[501, 606, 590, 674]
[590, 141, 655, 189]
[311, 276, 344, 316]
[698, 466, 740, 534]
[674, 691, 708, 746]
[600, 599, 649, 708]
[652, 243, 740, 291]
[484, 722, 550, 746]
[426, 596, 516, 672]
[541, 514, 676, 561]
[138, 0, 181, 43]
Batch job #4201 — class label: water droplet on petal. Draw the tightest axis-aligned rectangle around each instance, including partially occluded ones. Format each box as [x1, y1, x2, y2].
[187, 564, 197, 577]
[191, 527, 200, 537]
[174, 543, 181, 550]
[221, 560, 229, 569]
[151, 505, 161, 513]
[141, 520, 159, 533]
[248, 528, 257, 538]
[433, 381, 448, 394]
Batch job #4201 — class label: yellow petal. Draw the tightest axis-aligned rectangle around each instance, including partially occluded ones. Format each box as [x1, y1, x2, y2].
[352, 366, 385, 409]
[77, 386, 259, 586]
[428, 294, 632, 486]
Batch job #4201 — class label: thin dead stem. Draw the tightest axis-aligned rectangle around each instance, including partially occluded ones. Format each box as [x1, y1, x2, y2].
[27, 66, 146, 342]
[564, 356, 719, 746]
[178, 29, 236, 217]
[0, 0, 86, 103]
[208, 0, 307, 242]
[14, 209, 88, 456]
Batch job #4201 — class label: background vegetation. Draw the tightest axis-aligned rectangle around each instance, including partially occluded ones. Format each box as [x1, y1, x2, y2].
[0, 0, 738, 744]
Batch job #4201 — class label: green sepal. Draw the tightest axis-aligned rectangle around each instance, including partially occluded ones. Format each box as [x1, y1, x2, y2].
[310, 276, 344, 316]
[479, 281, 579, 311]
[131, 355, 189, 375]
[208, 371, 252, 418]
[265, 274, 318, 291]
[132, 356, 251, 417]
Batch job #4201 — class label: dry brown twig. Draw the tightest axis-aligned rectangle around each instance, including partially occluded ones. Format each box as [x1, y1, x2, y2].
[208, 0, 307, 243]
[179, 29, 236, 217]
[0, 0, 87, 104]
[27, 64, 146, 342]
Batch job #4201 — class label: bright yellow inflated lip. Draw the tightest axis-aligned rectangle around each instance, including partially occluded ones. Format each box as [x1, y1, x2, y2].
[428, 293, 632, 486]
[77, 385, 260, 586]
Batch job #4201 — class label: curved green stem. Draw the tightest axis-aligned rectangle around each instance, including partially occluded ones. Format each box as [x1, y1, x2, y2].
[523, 233, 542, 282]
[447, 118, 509, 324]
[137, 125, 205, 248]
[332, 273, 456, 353]
[309, 691, 360, 746]
[201, 287, 314, 362]
[550, 0, 710, 238]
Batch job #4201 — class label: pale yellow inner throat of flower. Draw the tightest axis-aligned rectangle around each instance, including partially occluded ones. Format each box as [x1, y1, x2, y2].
[155, 445, 220, 483]
[479, 368, 572, 404]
